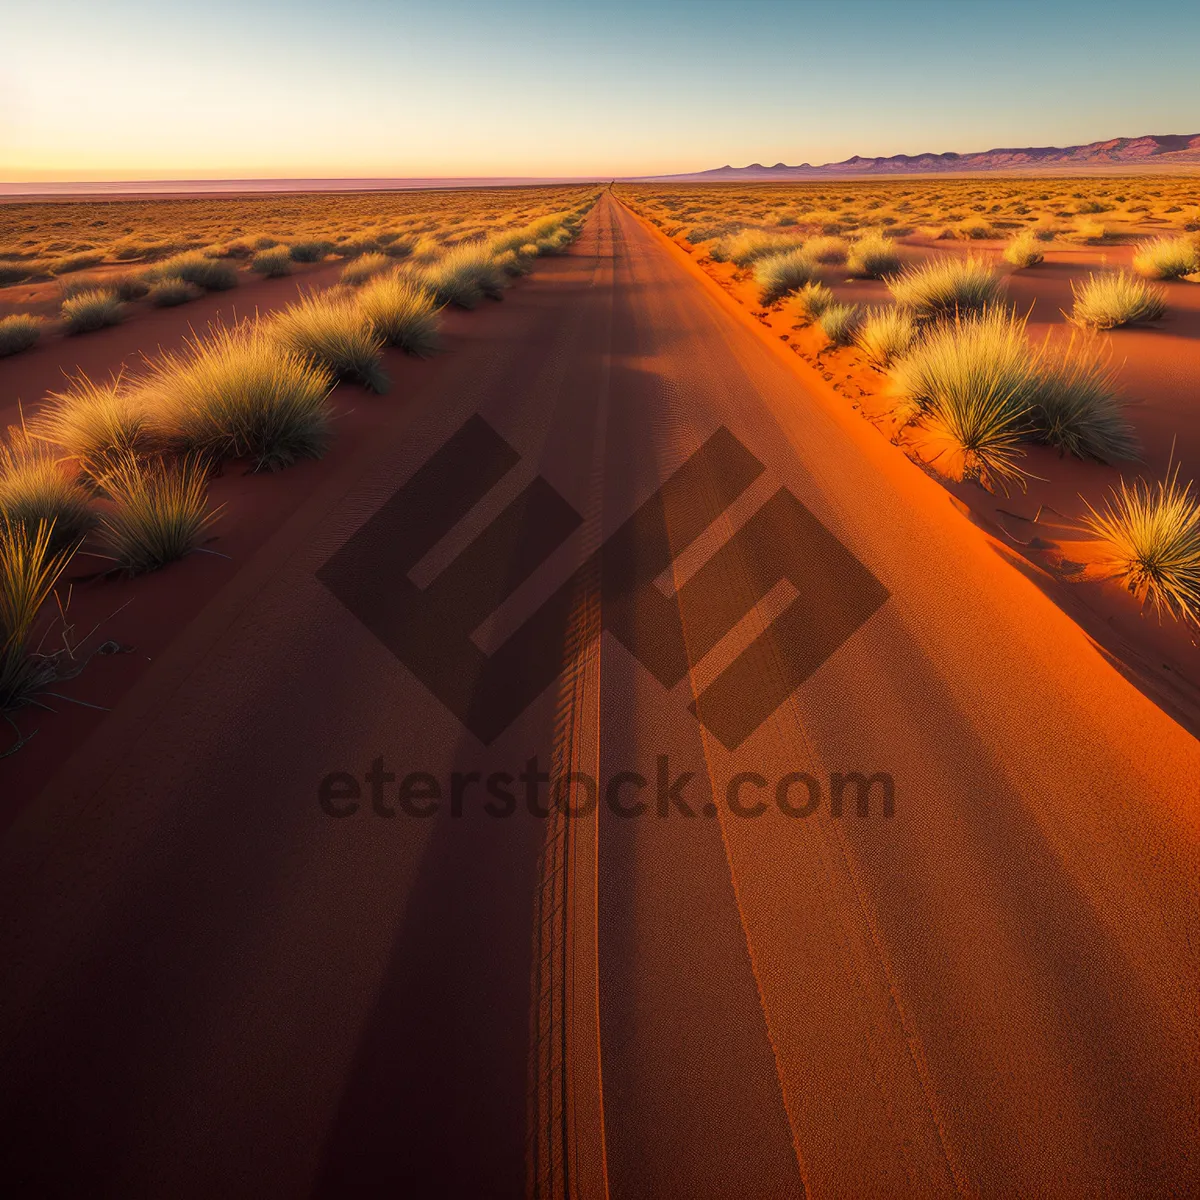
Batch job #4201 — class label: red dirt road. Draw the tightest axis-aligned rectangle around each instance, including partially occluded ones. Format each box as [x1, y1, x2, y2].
[0, 194, 1195, 1198]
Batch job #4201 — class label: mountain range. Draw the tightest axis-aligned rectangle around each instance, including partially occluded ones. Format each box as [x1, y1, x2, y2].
[637, 134, 1200, 181]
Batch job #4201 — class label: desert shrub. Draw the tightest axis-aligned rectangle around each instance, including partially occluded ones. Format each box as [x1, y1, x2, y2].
[60, 275, 104, 299]
[1085, 466, 1200, 623]
[854, 307, 917, 367]
[267, 293, 387, 392]
[846, 232, 901, 279]
[420, 244, 505, 308]
[1002, 230, 1044, 268]
[288, 240, 330, 263]
[0, 439, 94, 551]
[494, 248, 531, 277]
[50, 252, 104, 275]
[1132, 236, 1200, 281]
[715, 229, 804, 267]
[1070, 272, 1167, 329]
[61, 289, 124, 334]
[148, 252, 238, 291]
[805, 235, 849, 264]
[147, 277, 199, 307]
[341, 253, 394, 287]
[95, 454, 217, 575]
[0, 260, 51, 285]
[888, 254, 1004, 318]
[0, 518, 77, 714]
[818, 302, 862, 347]
[0, 315, 42, 357]
[754, 248, 818, 304]
[253, 236, 281, 251]
[141, 323, 334, 471]
[791, 281, 835, 320]
[1065, 219, 1109, 245]
[250, 246, 293, 278]
[207, 240, 254, 259]
[111, 273, 151, 300]
[357, 274, 441, 356]
[956, 218, 995, 240]
[34, 373, 156, 476]
[889, 309, 1034, 489]
[1030, 337, 1137, 462]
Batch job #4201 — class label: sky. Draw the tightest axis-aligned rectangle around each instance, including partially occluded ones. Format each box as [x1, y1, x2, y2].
[3, 0, 1198, 181]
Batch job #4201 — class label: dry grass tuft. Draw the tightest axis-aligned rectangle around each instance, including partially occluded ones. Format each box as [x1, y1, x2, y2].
[1002, 230, 1044, 268]
[357, 274, 441, 356]
[61, 289, 124, 334]
[754, 248, 818, 305]
[854, 307, 917, 366]
[268, 293, 388, 392]
[846, 232, 901, 279]
[0, 315, 43, 357]
[1085, 465, 1200, 623]
[1132, 236, 1200, 281]
[341, 253, 394, 287]
[818, 302, 862, 347]
[34, 373, 157, 477]
[250, 246, 294, 277]
[0, 438, 95, 551]
[888, 254, 1004, 318]
[1070, 271, 1167, 329]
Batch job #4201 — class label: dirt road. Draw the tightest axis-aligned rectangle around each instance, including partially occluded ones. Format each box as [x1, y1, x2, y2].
[0, 193, 1195, 1198]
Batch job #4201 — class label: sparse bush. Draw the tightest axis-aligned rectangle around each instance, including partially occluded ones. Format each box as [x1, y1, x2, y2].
[357, 273, 441, 356]
[288, 240, 331, 263]
[250, 246, 294, 278]
[0, 439, 94, 551]
[791, 281, 835, 320]
[889, 309, 1034, 489]
[147, 277, 199, 307]
[267, 293, 387, 392]
[0, 518, 77, 714]
[34, 373, 156, 476]
[142, 323, 334, 471]
[846, 232, 901, 279]
[805, 235, 849, 264]
[420, 244, 505, 308]
[754, 248, 818, 304]
[1071, 271, 1167, 329]
[854, 307, 917, 366]
[0, 315, 42, 357]
[1003, 230, 1044, 268]
[1030, 337, 1137, 462]
[341, 253, 393, 287]
[148, 252, 238, 291]
[1132, 236, 1200, 281]
[1085, 465, 1200, 623]
[715, 229, 804, 267]
[95, 454, 217, 575]
[818, 303, 862, 347]
[888, 254, 1004, 318]
[61, 289, 124, 334]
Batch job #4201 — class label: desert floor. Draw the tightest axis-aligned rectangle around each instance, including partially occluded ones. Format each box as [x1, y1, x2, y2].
[0, 193, 1196, 1198]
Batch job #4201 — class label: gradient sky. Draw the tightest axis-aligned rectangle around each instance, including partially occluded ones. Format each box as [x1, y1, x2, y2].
[4, 0, 1198, 180]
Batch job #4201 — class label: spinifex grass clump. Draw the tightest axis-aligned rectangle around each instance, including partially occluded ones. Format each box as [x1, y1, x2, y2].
[268, 293, 387, 392]
[713, 229, 805, 268]
[250, 246, 293, 278]
[420, 245, 505, 308]
[1131, 236, 1200, 281]
[148, 252, 238, 291]
[357, 274, 441, 356]
[1085, 465, 1200, 623]
[1070, 271, 1167, 329]
[846, 232, 901, 279]
[888, 254, 1004, 319]
[288, 240, 331, 263]
[791, 281, 835, 321]
[1003, 230, 1045, 268]
[341, 253, 393, 287]
[34, 373, 156, 478]
[818, 303, 862, 347]
[889, 308, 1035, 490]
[804, 235, 849, 265]
[753, 248, 818, 305]
[142, 323, 334, 471]
[0, 438, 94, 552]
[854, 307, 917, 367]
[0, 518, 76, 715]
[61, 289, 124, 334]
[147, 277, 198, 307]
[1031, 336, 1137, 462]
[96, 454, 217, 575]
[0, 314, 42, 357]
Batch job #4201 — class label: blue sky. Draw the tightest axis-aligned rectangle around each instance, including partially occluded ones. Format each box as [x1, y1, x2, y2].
[3, 0, 1198, 179]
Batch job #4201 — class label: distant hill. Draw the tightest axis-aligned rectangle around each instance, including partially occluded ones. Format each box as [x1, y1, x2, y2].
[636, 134, 1200, 181]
